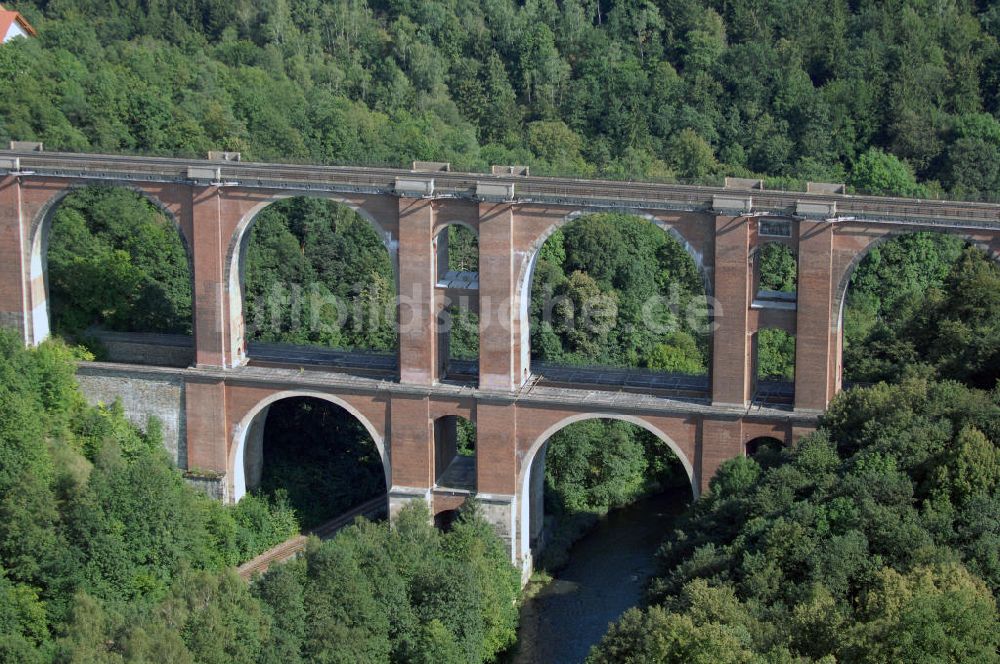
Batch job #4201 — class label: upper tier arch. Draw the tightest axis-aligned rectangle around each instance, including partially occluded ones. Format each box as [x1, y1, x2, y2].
[512, 209, 713, 385]
[27, 182, 194, 346]
[224, 191, 400, 367]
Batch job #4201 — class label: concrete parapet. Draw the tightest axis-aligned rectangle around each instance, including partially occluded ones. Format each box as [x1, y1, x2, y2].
[491, 165, 529, 176]
[713, 194, 752, 215]
[207, 151, 241, 162]
[724, 177, 764, 190]
[411, 160, 450, 172]
[807, 182, 846, 195]
[796, 201, 837, 219]
[87, 330, 194, 367]
[395, 177, 435, 197]
[187, 165, 220, 182]
[476, 182, 515, 202]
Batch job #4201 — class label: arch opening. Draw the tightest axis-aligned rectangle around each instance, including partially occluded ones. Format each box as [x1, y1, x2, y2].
[434, 223, 479, 382]
[434, 415, 477, 491]
[232, 196, 398, 370]
[839, 231, 1000, 389]
[232, 393, 388, 531]
[518, 414, 696, 566]
[435, 223, 479, 281]
[35, 185, 194, 364]
[745, 435, 783, 457]
[753, 327, 796, 406]
[433, 509, 461, 532]
[522, 212, 711, 394]
[754, 241, 797, 307]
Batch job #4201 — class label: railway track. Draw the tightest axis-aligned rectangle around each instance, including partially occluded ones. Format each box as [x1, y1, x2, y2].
[3, 149, 999, 228]
[237, 495, 387, 581]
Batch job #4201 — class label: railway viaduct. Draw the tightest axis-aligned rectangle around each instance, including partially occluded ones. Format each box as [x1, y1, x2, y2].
[2, 149, 999, 571]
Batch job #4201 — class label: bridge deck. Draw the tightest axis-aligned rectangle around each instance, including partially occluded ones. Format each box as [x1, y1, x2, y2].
[76, 359, 816, 424]
[4, 149, 999, 228]
[249, 346, 797, 405]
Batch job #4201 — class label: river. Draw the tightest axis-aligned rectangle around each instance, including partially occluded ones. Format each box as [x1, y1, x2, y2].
[510, 488, 689, 663]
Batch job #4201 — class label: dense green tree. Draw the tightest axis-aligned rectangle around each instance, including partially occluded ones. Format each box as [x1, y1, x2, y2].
[540, 418, 688, 567]
[756, 328, 795, 381]
[545, 419, 649, 514]
[244, 198, 396, 351]
[849, 149, 926, 197]
[530, 213, 708, 372]
[252, 564, 306, 664]
[589, 376, 1000, 662]
[5, 2, 1000, 659]
[446, 306, 478, 362]
[843, 236, 1000, 387]
[845, 564, 999, 663]
[0, 332, 297, 655]
[944, 114, 1000, 196]
[0, 572, 49, 664]
[587, 605, 764, 664]
[445, 224, 478, 273]
[757, 243, 797, 293]
[667, 128, 718, 179]
[246, 501, 519, 664]
[0, 333, 519, 661]
[257, 397, 385, 530]
[646, 331, 705, 374]
[4, 0, 1000, 199]
[47, 186, 192, 343]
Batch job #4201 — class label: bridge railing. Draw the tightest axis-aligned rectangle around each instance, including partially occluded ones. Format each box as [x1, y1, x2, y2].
[4, 150, 999, 226]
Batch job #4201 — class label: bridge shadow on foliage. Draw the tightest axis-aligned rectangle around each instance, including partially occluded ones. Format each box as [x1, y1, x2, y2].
[257, 397, 385, 530]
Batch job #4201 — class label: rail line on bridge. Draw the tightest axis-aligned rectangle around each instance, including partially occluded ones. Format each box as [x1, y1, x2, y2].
[13, 148, 995, 571]
[3, 149, 1000, 228]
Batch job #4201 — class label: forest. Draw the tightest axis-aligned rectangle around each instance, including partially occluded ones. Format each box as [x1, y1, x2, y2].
[530, 213, 708, 372]
[588, 375, 1000, 662]
[255, 397, 386, 530]
[243, 197, 397, 352]
[3, 0, 1000, 660]
[0, 333, 520, 662]
[4, 0, 1000, 199]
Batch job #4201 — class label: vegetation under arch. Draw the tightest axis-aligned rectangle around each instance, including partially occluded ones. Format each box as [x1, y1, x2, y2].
[843, 232, 1000, 388]
[255, 396, 386, 530]
[528, 212, 710, 374]
[242, 197, 397, 352]
[46, 185, 193, 348]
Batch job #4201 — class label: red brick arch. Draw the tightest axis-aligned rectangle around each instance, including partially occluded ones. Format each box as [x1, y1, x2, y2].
[221, 190, 401, 367]
[513, 409, 698, 560]
[225, 387, 391, 503]
[508, 207, 715, 388]
[19, 180, 194, 345]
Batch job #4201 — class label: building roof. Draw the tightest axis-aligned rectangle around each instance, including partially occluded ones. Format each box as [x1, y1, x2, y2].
[0, 6, 37, 39]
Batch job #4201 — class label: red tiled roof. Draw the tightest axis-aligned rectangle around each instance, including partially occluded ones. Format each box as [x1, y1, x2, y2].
[0, 8, 37, 39]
